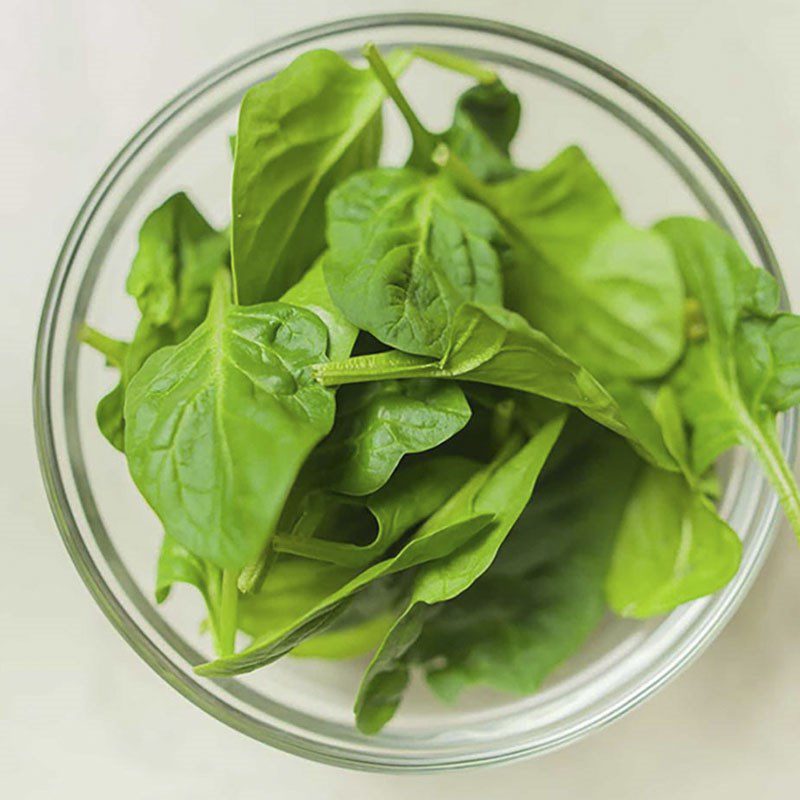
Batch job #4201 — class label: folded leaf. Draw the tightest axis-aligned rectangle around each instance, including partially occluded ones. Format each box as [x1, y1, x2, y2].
[354, 413, 566, 732]
[125, 273, 336, 569]
[274, 456, 480, 566]
[325, 168, 505, 356]
[232, 48, 412, 303]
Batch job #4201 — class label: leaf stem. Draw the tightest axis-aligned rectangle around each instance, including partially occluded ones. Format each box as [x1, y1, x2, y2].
[413, 46, 497, 84]
[79, 324, 128, 367]
[313, 351, 438, 387]
[218, 568, 239, 657]
[363, 42, 438, 164]
[237, 545, 276, 594]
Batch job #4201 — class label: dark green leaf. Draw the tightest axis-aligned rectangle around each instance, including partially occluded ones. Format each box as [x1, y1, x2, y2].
[308, 379, 471, 495]
[325, 168, 505, 357]
[354, 413, 566, 732]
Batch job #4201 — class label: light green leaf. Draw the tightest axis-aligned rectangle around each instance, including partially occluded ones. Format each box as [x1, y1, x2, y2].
[232, 48, 412, 303]
[607, 466, 742, 618]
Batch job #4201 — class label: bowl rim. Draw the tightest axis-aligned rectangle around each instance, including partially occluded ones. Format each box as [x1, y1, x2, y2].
[33, 11, 795, 772]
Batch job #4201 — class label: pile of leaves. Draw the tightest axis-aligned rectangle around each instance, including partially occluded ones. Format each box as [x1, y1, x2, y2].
[82, 45, 800, 733]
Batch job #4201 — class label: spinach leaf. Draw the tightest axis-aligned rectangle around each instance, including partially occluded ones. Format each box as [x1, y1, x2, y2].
[307, 379, 471, 495]
[273, 455, 480, 566]
[442, 80, 520, 183]
[195, 511, 492, 677]
[324, 168, 505, 357]
[411, 426, 640, 702]
[606, 466, 741, 618]
[354, 413, 566, 732]
[81, 193, 228, 450]
[124, 272, 336, 569]
[656, 217, 800, 535]
[477, 147, 685, 380]
[127, 192, 229, 331]
[232, 48, 411, 303]
[315, 303, 632, 440]
[281, 254, 358, 361]
[155, 534, 227, 653]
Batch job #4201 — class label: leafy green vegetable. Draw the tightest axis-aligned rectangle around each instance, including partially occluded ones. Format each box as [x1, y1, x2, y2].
[442, 80, 520, 182]
[232, 48, 411, 303]
[606, 465, 741, 618]
[657, 217, 800, 534]
[306, 379, 471, 495]
[455, 147, 685, 380]
[82, 193, 229, 450]
[195, 512, 492, 676]
[414, 425, 641, 701]
[314, 303, 632, 440]
[354, 412, 566, 732]
[124, 272, 335, 569]
[273, 455, 479, 566]
[325, 168, 505, 357]
[281, 254, 358, 361]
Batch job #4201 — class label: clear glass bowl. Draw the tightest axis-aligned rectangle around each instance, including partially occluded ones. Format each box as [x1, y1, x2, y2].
[34, 13, 796, 772]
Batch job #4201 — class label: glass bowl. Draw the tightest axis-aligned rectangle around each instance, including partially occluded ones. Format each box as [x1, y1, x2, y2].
[34, 13, 796, 772]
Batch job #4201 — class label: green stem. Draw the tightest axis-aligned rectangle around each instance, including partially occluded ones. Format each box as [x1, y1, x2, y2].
[313, 350, 439, 387]
[363, 42, 438, 164]
[745, 416, 800, 537]
[79, 324, 128, 368]
[413, 46, 497, 84]
[218, 569, 239, 657]
[237, 545, 276, 594]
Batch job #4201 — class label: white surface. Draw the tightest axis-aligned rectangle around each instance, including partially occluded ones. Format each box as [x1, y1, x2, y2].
[3, 0, 800, 796]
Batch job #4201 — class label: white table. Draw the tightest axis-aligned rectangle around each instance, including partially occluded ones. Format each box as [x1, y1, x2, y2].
[3, 1, 800, 796]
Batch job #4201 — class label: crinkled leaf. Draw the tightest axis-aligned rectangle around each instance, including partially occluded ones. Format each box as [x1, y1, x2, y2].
[307, 379, 471, 495]
[325, 168, 505, 357]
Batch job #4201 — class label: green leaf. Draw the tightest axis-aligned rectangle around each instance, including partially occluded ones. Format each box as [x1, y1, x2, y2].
[126, 192, 229, 331]
[273, 455, 480, 567]
[307, 379, 471, 495]
[82, 193, 228, 450]
[155, 534, 226, 653]
[657, 217, 800, 536]
[490, 148, 684, 380]
[124, 273, 336, 569]
[354, 413, 566, 732]
[291, 612, 396, 659]
[606, 466, 741, 618]
[414, 426, 641, 702]
[316, 303, 633, 441]
[232, 48, 412, 303]
[195, 509, 492, 677]
[281, 254, 358, 362]
[442, 80, 520, 183]
[324, 168, 505, 357]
